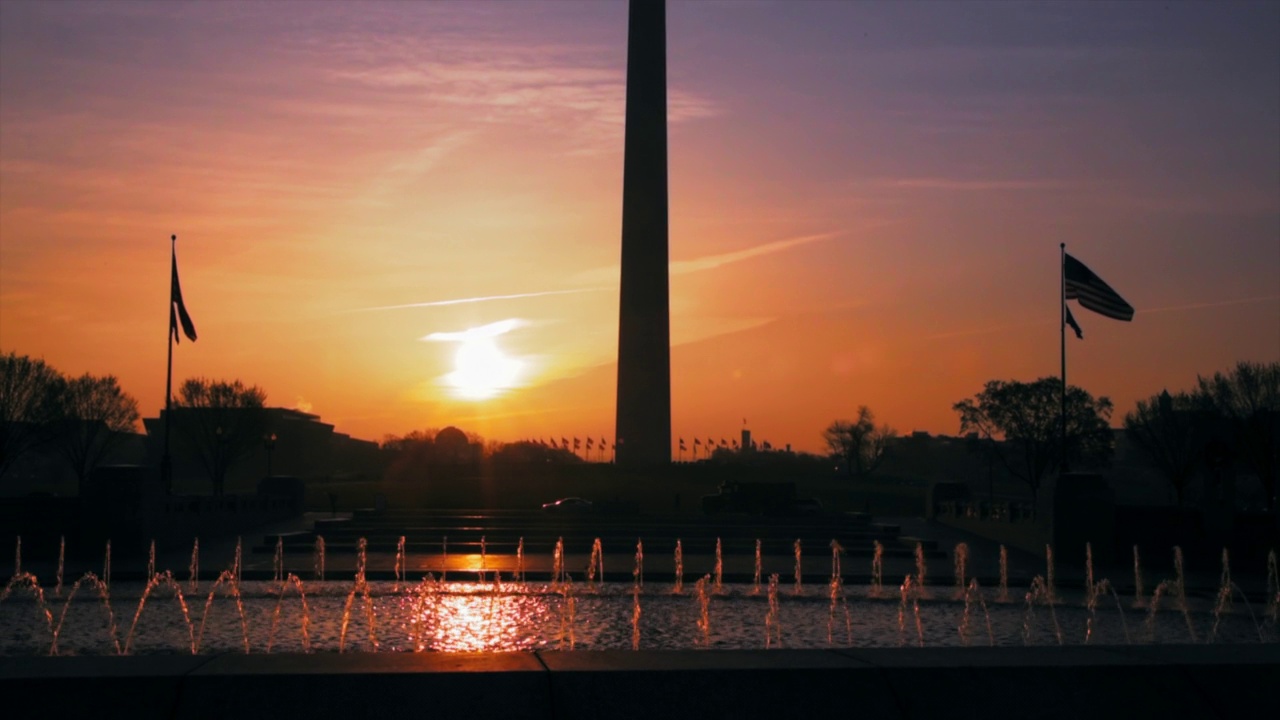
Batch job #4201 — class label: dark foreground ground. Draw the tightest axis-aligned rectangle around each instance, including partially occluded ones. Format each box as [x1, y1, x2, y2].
[4, 645, 1276, 720]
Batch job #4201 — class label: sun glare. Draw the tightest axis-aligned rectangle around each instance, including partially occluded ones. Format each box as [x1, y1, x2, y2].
[426, 319, 525, 400]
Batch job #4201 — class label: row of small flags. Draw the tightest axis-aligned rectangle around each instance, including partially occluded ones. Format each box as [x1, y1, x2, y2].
[680, 438, 772, 451]
[527, 437, 610, 451]
[516, 437, 775, 452]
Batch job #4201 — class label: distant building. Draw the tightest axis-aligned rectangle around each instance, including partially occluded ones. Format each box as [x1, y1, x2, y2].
[142, 406, 382, 494]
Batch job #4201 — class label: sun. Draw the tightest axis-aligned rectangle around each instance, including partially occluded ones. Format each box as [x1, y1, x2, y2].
[449, 335, 521, 399]
[425, 319, 525, 400]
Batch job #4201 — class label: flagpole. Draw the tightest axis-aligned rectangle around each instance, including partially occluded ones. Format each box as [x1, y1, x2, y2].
[162, 234, 176, 495]
[1060, 242, 1068, 473]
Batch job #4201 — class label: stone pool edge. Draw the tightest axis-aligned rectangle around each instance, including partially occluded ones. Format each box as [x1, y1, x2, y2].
[3, 645, 1276, 719]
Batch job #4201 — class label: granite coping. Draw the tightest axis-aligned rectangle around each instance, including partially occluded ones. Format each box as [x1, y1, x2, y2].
[2, 648, 1275, 720]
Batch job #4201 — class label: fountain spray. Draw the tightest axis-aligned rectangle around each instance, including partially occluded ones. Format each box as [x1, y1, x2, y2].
[1132, 545, 1144, 608]
[765, 573, 781, 648]
[871, 540, 883, 598]
[516, 537, 525, 584]
[793, 539, 802, 595]
[188, 538, 199, 593]
[997, 545, 1009, 602]
[56, 536, 65, 598]
[633, 539, 644, 589]
[314, 536, 326, 582]
[753, 539, 762, 595]
[674, 539, 683, 594]
[714, 538, 723, 594]
[953, 542, 968, 600]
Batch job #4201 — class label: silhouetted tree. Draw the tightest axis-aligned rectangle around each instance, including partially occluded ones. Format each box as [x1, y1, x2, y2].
[0, 351, 64, 481]
[489, 440, 580, 464]
[1194, 361, 1280, 510]
[51, 373, 140, 494]
[953, 377, 1113, 511]
[1124, 390, 1211, 507]
[172, 378, 267, 496]
[823, 406, 897, 478]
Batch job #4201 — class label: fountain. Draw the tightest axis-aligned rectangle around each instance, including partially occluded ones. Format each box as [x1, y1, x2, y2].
[870, 540, 884, 598]
[314, 536, 325, 581]
[2, 533, 1276, 655]
[713, 538, 723, 594]
[765, 573, 781, 648]
[673, 540, 683, 594]
[997, 545, 1009, 602]
[752, 539, 762, 595]
[953, 542, 968, 600]
[913, 542, 927, 593]
[792, 539, 802, 595]
[588, 538, 603, 589]
[188, 538, 199, 593]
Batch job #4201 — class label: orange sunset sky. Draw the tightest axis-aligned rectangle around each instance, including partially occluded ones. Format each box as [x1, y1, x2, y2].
[1, 1, 1277, 454]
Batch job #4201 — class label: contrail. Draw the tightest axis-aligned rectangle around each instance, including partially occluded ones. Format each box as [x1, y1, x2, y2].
[1138, 295, 1280, 315]
[669, 232, 840, 274]
[354, 287, 604, 312]
[925, 295, 1280, 341]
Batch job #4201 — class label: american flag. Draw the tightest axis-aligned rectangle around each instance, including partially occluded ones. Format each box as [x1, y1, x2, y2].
[1065, 253, 1133, 321]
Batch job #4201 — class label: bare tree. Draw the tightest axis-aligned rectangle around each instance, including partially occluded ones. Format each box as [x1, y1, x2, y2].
[823, 406, 897, 478]
[0, 351, 64, 481]
[1195, 361, 1280, 510]
[953, 377, 1113, 511]
[52, 373, 140, 494]
[1123, 390, 1210, 506]
[173, 378, 267, 496]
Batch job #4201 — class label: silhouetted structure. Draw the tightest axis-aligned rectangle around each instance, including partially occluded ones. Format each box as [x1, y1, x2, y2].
[615, 0, 671, 466]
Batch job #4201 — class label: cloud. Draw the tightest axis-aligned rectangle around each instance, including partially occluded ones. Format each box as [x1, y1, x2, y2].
[422, 318, 524, 343]
[324, 31, 719, 154]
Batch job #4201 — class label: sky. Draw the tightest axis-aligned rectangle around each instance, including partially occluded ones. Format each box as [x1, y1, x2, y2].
[1, 0, 1277, 454]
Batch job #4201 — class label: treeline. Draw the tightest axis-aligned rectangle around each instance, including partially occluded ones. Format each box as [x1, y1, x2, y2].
[826, 361, 1278, 512]
[0, 351, 140, 492]
[1123, 361, 1279, 509]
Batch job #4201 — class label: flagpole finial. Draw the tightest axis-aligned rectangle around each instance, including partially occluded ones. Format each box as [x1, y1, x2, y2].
[1060, 242, 1065, 249]
[171, 234, 177, 242]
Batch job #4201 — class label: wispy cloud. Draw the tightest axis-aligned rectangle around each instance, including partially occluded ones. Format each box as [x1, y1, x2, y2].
[421, 318, 524, 343]
[324, 27, 718, 155]
[922, 319, 1044, 342]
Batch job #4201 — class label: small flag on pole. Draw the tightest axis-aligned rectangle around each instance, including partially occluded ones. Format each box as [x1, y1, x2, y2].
[1065, 254, 1133, 321]
[170, 238, 197, 342]
[1065, 305, 1083, 339]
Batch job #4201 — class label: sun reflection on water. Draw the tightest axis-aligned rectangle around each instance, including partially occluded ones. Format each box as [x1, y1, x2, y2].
[399, 584, 558, 653]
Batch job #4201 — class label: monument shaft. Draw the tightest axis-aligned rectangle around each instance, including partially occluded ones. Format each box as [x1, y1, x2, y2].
[615, 0, 671, 465]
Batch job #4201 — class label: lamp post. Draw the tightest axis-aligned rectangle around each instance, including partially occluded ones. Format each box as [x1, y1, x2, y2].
[264, 433, 277, 477]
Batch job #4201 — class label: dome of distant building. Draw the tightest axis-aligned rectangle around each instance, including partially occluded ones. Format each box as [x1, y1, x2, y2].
[434, 426, 475, 463]
[436, 426, 468, 449]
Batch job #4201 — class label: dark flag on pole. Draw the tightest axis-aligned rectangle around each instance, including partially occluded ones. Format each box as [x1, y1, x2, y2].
[1065, 305, 1083, 339]
[170, 244, 198, 342]
[1064, 254, 1133, 322]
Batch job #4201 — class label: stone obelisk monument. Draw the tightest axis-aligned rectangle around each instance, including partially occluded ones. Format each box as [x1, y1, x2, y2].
[615, 0, 671, 466]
